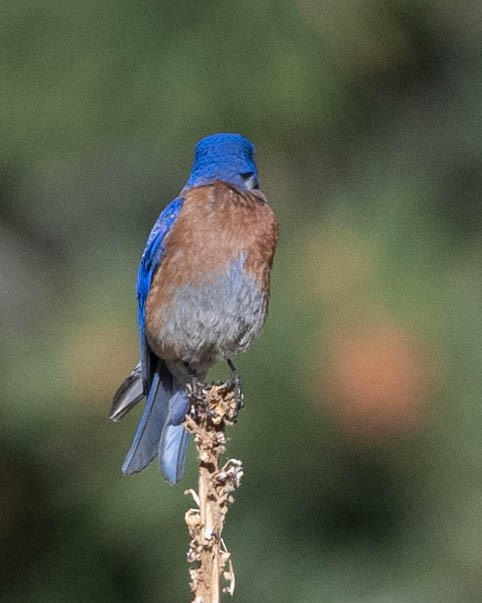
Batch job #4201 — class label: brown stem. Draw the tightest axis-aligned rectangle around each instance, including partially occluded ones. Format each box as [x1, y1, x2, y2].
[184, 380, 243, 603]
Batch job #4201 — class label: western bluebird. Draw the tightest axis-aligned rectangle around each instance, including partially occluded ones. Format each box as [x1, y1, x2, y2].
[110, 133, 278, 484]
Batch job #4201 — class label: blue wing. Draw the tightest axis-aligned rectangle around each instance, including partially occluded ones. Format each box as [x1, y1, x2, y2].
[114, 195, 190, 481]
[110, 196, 184, 421]
[136, 196, 184, 390]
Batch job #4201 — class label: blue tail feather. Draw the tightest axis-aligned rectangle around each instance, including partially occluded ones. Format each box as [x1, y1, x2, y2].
[159, 424, 191, 485]
[158, 388, 191, 484]
[122, 364, 172, 475]
[121, 362, 191, 483]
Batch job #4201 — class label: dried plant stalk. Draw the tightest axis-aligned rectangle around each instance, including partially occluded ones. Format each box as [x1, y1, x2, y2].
[184, 378, 244, 603]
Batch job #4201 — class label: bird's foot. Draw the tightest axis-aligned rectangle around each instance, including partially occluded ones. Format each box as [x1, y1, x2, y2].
[185, 362, 245, 427]
[226, 359, 244, 414]
[187, 375, 211, 421]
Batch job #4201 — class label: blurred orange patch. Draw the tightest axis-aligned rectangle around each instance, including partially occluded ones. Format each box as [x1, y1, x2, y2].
[312, 324, 440, 445]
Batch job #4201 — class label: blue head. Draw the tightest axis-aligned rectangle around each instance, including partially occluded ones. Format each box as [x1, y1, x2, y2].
[184, 133, 259, 191]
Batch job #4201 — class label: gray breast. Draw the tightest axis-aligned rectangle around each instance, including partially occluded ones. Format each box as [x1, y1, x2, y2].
[151, 257, 266, 372]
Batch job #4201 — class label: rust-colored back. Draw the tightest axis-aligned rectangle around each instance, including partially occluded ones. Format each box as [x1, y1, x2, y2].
[146, 181, 279, 316]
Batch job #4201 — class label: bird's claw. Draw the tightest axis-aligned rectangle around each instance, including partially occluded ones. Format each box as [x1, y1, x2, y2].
[187, 376, 211, 420]
[226, 359, 244, 414]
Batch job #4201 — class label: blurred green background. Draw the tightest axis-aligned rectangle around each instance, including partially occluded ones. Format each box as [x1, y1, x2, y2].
[1, 1, 481, 601]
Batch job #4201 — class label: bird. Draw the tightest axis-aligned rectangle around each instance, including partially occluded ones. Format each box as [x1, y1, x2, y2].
[110, 133, 278, 485]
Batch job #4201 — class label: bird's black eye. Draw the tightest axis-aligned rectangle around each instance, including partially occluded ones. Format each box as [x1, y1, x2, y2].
[241, 172, 259, 190]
